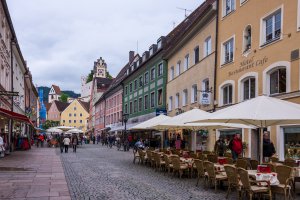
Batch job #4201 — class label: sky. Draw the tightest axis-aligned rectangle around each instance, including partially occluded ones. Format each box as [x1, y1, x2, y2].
[7, 0, 203, 93]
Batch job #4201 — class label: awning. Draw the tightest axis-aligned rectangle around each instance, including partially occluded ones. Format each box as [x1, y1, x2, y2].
[0, 108, 34, 127]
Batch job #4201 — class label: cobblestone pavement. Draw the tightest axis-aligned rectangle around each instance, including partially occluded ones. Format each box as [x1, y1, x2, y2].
[60, 144, 237, 200]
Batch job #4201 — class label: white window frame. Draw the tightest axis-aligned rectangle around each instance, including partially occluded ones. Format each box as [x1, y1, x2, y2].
[168, 96, 173, 111]
[204, 36, 212, 57]
[259, 6, 283, 47]
[242, 25, 252, 53]
[170, 66, 174, 81]
[150, 67, 155, 81]
[158, 62, 163, 77]
[175, 93, 180, 109]
[194, 46, 199, 64]
[191, 84, 198, 104]
[176, 61, 181, 76]
[219, 80, 235, 106]
[150, 92, 155, 108]
[221, 36, 235, 65]
[262, 61, 291, 95]
[238, 72, 258, 102]
[182, 89, 188, 107]
[184, 54, 189, 71]
[240, 0, 248, 6]
[222, 0, 235, 17]
[202, 78, 210, 92]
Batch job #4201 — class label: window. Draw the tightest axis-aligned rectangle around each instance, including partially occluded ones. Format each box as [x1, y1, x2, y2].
[138, 97, 142, 112]
[157, 89, 163, 106]
[168, 96, 173, 111]
[170, 66, 174, 80]
[134, 99, 137, 113]
[63, 120, 65, 123]
[151, 68, 155, 81]
[182, 89, 188, 107]
[80, 120, 82, 123]
[158, 63, 163, 77]
[175, 93, 180, 108]
[240, 0, 247, 5]
[74, 120, 76, 123]
[262, 10, 281, 45]
[157, 39, 162, 49]
[204, 37, 212, 57]
[129, 102, 133, 114]
[176, 61, 181, 76]
[144, 72, 149, 85]
[139, 76, 143, 87]
[74, 107, 76, 110]
[144, 95, 149, 110]
[125, 86, 128, 95]
[222, 84, 233, 105]
[80, 113, 82, 117]
[203, 79, 210, 92]
[194, 46, 199, 64]
[223, 38, 234, 64]
[149, 47, 153, 56]
[243, 26, 252, 52]
[129, 83, 133, 93]
[223, 0, 235, 16]
[74, 113, 76, 117]
[134, 80, 137, 90]
[191, 85, 198, 103]
[68, 120, 71, 123]
[69, 113, 72, 117]
[270, 68, 286, 94]
[184, 54, 189, 71]
[125, 104, 128, 114]
[150, 92, 155, 108]
[243, 77, 256, 100]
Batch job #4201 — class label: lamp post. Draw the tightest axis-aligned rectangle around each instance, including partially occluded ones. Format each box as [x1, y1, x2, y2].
[122, 113, 129, 151]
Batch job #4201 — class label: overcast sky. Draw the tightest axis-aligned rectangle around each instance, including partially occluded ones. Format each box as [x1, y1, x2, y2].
[7, 0, 203, 93]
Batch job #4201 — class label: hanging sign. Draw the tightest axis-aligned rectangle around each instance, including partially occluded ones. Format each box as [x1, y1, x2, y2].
[201, 92, 210, 105]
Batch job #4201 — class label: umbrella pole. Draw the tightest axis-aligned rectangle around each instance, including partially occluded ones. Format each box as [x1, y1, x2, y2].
[259, 128, 264, 163]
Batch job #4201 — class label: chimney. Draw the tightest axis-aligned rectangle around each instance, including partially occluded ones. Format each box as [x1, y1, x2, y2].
[129, 51, 135, 63]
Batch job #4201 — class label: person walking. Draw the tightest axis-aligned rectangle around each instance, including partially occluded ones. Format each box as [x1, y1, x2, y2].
[263, 131, 276, 162]
[96, 134, 100, 144]
[72, 135, 78, 153]
[59, 134, 64, 153]
[229, 134, 243, 161]
[214, 136, 226, 157]
[63, 136, 70, 153]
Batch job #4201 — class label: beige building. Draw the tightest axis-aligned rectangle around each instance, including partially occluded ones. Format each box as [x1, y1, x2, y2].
[215, 0, 300, 160]
[60, 99, 89, 132]
[165, 0, 217, 151]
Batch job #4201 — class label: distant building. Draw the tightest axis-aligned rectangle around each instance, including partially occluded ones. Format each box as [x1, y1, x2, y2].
[47, 100, 69, 122]
[48, 85, 61, 103]
[80, 76, 92, 102]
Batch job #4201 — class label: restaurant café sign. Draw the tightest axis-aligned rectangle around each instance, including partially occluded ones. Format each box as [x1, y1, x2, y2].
[228, 56, 268, 76]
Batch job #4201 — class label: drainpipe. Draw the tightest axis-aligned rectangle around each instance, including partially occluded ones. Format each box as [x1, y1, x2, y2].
[213, 0, 219, 112]
[9, 38, 16, 152]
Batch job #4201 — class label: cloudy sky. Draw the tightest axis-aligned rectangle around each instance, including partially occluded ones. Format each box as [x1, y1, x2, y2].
[7, 0, 203, 93]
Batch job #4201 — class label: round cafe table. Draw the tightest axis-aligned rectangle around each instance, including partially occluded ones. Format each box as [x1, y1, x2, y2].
[247, 170, 279, 186]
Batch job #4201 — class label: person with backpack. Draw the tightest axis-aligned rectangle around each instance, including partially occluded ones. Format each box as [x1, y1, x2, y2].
[228, 134, 243, 161]
[214, 136, 226, 156]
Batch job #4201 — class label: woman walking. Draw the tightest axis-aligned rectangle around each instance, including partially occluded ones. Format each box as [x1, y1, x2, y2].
[72, 135, 78, 153]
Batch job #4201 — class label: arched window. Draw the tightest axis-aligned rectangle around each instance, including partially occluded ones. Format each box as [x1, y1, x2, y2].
[243, 25, 251, 53]
[269, 68, 286, 94]
[222, 84, 233, 105]
[242, 77, 255, 100]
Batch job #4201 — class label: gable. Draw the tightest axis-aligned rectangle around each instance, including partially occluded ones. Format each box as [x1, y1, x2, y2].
[49, 86, 55, 95]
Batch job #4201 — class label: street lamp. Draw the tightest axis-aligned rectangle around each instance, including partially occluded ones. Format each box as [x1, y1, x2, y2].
[122, 113, 129, 151]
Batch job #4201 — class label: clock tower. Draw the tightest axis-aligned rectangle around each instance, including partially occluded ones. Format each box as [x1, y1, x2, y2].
[94, 57, 107, 78]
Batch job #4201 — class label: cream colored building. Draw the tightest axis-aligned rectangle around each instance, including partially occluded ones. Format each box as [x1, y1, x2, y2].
[165, 0, 217, 151]
[60, 99, 89, 132]
[215, 0, 300, 160]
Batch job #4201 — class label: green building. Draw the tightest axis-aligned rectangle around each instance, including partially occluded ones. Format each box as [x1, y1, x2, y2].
[122, 37, 167, 129]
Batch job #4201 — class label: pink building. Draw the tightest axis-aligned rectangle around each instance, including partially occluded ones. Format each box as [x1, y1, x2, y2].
[47, 100, 69, 122]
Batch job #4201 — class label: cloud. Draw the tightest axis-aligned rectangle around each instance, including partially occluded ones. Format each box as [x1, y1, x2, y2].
[7, 0, 203, 93]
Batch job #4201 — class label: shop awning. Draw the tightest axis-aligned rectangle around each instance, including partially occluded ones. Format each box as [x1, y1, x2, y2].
[0, 108, 34, 127]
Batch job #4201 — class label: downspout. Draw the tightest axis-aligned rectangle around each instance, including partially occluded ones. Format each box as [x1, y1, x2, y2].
[213, 0, 219, 112]
[9, 38, 16, 152]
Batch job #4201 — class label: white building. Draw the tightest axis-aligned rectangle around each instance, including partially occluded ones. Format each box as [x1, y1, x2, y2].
[48, 85, 61, 103]
[80, 76, 92, 102]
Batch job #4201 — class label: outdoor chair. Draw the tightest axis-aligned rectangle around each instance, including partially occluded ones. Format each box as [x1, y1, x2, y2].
[207, 154, 218, 163]
[146, 150, 155, 167]
[262, 163, 276, 172]
[194, 159, 206, 186]
[284, 158, 297, 167]
[224, 165, 241, 199]
[226, 157, 234, 164]
[190, 152, 198, 159]
[203, 161, 227, 191]
[138, 149, 147, 165]
[154, 153, 166, 172]
[133, 149, 140, 164]
[270, 157, 279, 163]
[224, 152, 232, 158]
[171, 156, 189, 178]
[198, 153, 206, 161]
[163, 154, 173, 175]
[272, 165, 294, 200]
[250, 160, 259, 170]
[236, 159, 248, 169]
[237, 167, 272, 200]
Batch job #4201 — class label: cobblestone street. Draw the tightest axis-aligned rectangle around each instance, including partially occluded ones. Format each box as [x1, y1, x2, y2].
[61, 144, 235, 200]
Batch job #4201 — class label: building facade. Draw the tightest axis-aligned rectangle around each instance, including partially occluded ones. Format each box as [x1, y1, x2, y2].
[215, 0, 300, 160]
[80, 75, 92, 102]
[48, 85, 61, 103]
[47, 100, 69, 122]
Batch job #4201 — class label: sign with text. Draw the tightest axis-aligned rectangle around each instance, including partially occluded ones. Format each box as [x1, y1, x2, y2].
[0, 91, 19, 96]
[201, 92, 210, 105]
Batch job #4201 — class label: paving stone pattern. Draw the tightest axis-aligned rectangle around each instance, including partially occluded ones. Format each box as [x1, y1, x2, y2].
[61, 145, 236, 200]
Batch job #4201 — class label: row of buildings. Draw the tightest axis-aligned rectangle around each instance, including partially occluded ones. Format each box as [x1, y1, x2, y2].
[83, 0, 299, 161]
[0, 0, 38, 152]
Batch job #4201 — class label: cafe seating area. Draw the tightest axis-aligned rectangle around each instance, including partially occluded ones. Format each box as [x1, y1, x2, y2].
[133, 148, 300, 199]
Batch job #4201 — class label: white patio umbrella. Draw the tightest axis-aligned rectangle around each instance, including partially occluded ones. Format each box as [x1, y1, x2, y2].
[130, 114, 171, 130]
[66, 128, 84, 134]
[46, 127, 63, 133]
[56, 126, 74, 131]
[187, 95, 300, 162]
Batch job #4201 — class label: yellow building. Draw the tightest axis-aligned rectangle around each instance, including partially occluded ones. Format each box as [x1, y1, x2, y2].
[60, 99, 90, 132]
[215, 0, 300, 160]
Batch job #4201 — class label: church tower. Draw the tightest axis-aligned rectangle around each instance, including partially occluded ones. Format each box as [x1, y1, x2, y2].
[93, 57, 107, 78]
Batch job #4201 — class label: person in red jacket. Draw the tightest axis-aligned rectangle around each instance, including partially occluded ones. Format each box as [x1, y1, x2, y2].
[229, 134, 243, 161]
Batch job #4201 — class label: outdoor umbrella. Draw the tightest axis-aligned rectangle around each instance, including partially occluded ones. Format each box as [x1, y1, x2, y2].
[46, 127, 63, 134]
[187, 95, 300, 162]
[56, 126, 74, 131]
[130, 114, 171, 130]
[66, 128, 84, 134]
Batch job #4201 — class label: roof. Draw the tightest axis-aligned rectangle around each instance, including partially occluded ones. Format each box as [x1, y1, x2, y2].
[54, 101, 70, 112]
[94, 77, 114, 88]
[78, 100, 90, 113]
[45, 103, 52, 112]
[51, 85, 62, 95]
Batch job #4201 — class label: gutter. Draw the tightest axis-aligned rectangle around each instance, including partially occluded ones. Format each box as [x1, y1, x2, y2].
[213, 0, 219, 112]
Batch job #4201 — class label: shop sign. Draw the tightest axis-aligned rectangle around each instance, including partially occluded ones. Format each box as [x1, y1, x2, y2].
[228, 56, 268, 77]
[0, 91, 19, 96]
[156, 109, 167, 116]
[201, 92, 210, 105]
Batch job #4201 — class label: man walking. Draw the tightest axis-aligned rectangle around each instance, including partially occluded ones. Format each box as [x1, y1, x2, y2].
[63, 136, 70, 153]
[59, 134, 64, 153]
[71, 135, 78, 153]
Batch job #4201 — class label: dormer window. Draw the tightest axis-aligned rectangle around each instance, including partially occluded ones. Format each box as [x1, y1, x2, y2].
[149, 47, 153, 56]
[131, 65, 134, 71]
[136, 60, 140, 67]
[143, 54, 147, 62]
[157, 39, 162, 49]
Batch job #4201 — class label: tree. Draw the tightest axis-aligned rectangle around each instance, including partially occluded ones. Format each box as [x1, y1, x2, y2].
[86, 70, 94, 83]
[106, 71, 113, 79]
[59, 93, 69, 103]
[42, 120, 60, 130]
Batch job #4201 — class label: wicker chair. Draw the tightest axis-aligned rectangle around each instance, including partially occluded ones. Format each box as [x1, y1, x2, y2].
[272, 165, 294, 200]
[237, 167, 272, 200]
[194, 159, 206, 186]
[284, 158, 297, 167]
[133, 149, 140, 164]
[224, 165, 241, 199]
[207, 154, 218, 163]
[226, 157, 234, 164]
[138, 149, 147, 165]
[146, 150, 155, 167]
[199, 153, 206, 161]
[172, 156, 189, 178]
[250, 160, 259, 170]
[154, 153, 166, 172]
[236, 159, 248, 169]
[270, 157, 279, 163]
[190, 152, 198, 159]
[203, 161, 227, 191]
[163, 154, 173, 174]
[224, 152, 232, 158]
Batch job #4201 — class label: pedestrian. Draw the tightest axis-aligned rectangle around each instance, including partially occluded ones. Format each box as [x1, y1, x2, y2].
[96, 134, 100, 144]
[229, 134, 243, 161]
[0, 134, 4, 157]
[214, 136, 226, 157]
[63, 136, 70, 153]
[59, 134, 64, 153]
[71, 134, 78, 153]
[263, 131, 276, 162]
[144, 138, 149, 148]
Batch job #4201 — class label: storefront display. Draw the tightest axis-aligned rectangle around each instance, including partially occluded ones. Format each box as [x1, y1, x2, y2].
[284, 127, 300, 159]
[196, 130, 208, 151]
